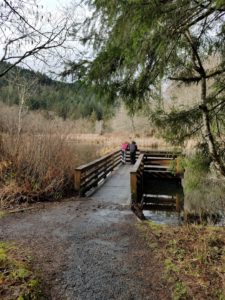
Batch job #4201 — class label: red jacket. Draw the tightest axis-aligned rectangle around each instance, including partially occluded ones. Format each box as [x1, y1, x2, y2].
[121, 142, 129, 150]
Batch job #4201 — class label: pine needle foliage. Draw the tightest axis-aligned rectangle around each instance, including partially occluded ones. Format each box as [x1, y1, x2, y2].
[67, 0, 225, 175]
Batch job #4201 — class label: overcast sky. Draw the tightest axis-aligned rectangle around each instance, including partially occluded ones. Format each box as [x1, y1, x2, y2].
[31, 0, 87, 78]
[0, 0, 88, 78]
[40, 0, 71, 11]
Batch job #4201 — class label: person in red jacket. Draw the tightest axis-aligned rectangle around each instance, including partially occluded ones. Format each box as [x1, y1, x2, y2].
[121, 141, 129, 164]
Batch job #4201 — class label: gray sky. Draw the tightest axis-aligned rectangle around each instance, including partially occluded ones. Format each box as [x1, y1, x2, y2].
[37, 0, 90, 78]
[0, 0, 88, 78]
[40, 0, 71, 11]
[29, 0, 86, 77]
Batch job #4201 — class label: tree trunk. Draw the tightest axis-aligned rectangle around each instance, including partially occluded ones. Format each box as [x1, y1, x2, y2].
[200, 77, 225, 176]
[131, 115, 135, 134]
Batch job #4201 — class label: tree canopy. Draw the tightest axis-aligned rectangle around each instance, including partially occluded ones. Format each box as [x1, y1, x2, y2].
[67, 0, 225, 175]
[67, 1, 224, 95]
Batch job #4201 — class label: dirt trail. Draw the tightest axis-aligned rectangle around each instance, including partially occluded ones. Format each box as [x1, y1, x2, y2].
[0, 167, 170, 300]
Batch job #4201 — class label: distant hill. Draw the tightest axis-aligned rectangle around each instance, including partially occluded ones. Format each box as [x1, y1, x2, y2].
[0, 63, 153, 135]
[0, 62, 114, 121]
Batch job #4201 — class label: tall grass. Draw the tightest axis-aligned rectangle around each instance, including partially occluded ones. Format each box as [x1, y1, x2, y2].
[0, 104, 100, 207]
[0, 134, 78, 206]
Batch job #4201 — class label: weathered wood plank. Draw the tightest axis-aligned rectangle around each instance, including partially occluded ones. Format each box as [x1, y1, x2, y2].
[74, 149, 122, 195]
[74, 169, 82, 191]
[75, 150, 121, 171]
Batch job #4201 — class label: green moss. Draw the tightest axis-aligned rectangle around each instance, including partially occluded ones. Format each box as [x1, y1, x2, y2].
[145, 220, 165, 233]
[0, 241, 44, 299]
[0, 241, 8, 248]
[172, 281, 188, 300]
[11, 268, 30, 280]
[28, 278, 39, 288]
[164, 258, 179, 277]
[0, 247, 7, 262]
[0, 210, 6, 218]
[216, 290, 225, 300]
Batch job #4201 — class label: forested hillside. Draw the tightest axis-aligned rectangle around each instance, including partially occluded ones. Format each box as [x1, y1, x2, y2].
[0, 62, 114, 122]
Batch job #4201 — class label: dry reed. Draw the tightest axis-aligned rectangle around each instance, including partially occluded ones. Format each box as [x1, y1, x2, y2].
[0, 103, 100, 207]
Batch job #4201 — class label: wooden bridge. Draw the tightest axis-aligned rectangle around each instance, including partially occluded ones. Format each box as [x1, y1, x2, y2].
[74, 149, 183, 214]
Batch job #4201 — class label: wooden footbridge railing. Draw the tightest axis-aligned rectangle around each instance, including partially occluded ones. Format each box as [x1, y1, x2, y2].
[74, 148, 182, 202]
[74, 149, 121, 196]
[130, 154, 144, 204]
[130, 151, 181, 204]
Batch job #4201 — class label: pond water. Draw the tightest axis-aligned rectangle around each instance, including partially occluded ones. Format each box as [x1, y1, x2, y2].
[142, 177, 225, 226]
[142, 178, 184, 225]
[67, 141, 110, 166]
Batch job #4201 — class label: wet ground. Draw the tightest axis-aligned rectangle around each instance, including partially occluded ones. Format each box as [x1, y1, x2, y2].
[0, 165, 170, 300]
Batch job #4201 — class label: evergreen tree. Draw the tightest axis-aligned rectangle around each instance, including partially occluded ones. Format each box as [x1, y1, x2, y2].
[0, 62, 116, 122]
[67, 0, 225, 176]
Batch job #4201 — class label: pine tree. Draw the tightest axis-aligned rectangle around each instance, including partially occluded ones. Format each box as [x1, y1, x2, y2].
[67, 0, 225, 175]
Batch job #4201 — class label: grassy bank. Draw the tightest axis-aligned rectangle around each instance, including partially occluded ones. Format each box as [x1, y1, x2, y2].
[139, 222, 225, 299]
[0, 242, 45, 299]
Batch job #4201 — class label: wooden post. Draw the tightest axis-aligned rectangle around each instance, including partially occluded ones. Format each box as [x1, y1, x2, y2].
[140, 161, 144, 199]
[176, 194, 180, 212]
[130, 172, 137, 203]
[74, 169, 82, 192]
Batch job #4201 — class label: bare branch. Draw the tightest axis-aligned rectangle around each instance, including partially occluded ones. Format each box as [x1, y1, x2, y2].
[169, 75, 201, 82]
[0, 0, 70, 77]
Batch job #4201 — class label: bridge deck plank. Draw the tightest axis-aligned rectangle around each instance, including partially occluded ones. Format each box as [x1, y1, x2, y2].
[91, 164, 133, 205]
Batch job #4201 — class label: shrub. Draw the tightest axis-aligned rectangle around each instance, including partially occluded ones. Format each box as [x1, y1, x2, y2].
[0, 132, 77, 206]
[183, 153, 210, 193]
[0, 103, 101, 207]
[183, 153, 225, 221]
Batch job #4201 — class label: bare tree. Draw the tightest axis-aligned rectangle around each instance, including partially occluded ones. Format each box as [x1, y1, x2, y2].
[5, 70, 38, 153]
[0, 0, 69, 77]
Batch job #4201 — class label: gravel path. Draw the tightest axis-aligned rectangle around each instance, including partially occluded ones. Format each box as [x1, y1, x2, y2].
[0, 166, 170, 300]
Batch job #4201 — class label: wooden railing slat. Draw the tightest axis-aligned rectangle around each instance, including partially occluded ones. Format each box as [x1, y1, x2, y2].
[74, 149, 122, 195]
[75, 150, 121, 171]
[80, 158, 121, 188]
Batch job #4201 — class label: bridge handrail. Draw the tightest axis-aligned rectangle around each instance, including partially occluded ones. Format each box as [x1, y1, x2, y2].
[130, 154, 145, 204]
[130, 151, 182, 205]
[140, 150, 181, 158]
[74, 149, 121, 195]
[125, 149, 181, 162]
